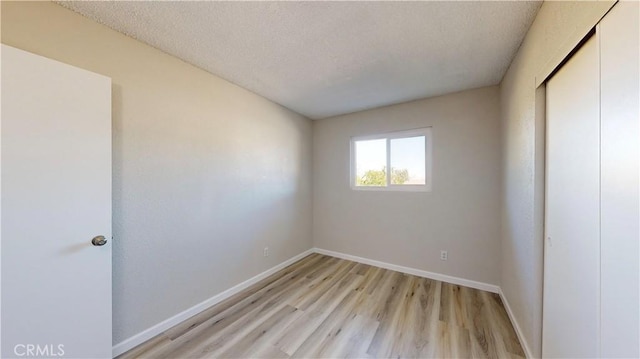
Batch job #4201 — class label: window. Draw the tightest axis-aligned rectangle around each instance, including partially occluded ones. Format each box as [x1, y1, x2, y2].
[350, 128, 432, 191]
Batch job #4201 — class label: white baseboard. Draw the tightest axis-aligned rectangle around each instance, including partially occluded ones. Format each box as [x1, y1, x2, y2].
[113, 247, 530, 359]
[498, 288, 533, 359]
[313, 247, 500, 293]
[111, 248, 315, 357]
[313, 248, 533, 357]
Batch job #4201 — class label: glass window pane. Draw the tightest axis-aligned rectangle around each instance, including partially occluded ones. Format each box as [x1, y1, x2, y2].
[390, 136, 425, 185]
[355, 138, 387, 186]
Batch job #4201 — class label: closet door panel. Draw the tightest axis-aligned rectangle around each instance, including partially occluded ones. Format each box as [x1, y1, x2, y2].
[543, 35, 600, 358]
[600, 2, 640, 357]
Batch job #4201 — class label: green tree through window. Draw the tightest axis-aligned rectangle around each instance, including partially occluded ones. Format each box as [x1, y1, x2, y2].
[391, 168, 409, 184]
[356, 167, 409, 186]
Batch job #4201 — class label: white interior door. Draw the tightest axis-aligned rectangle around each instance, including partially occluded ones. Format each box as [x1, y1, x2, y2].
[1, 45, 112, 358]
[543, 35, 600, 358]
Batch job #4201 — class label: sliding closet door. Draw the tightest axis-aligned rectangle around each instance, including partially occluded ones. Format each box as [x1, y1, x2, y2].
[543, 35, 600, 358]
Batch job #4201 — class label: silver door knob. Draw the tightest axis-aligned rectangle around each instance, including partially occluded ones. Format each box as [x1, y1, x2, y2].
[91, 235, 107, 246]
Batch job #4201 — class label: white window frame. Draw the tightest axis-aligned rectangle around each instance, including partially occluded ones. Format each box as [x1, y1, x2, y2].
[350, 127, 432, 192]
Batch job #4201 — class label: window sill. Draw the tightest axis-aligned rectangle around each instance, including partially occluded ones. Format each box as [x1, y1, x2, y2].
[351, 185, 431, 192]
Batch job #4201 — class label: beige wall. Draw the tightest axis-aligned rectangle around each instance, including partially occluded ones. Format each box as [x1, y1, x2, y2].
[499, 1, 615, 356]
[313, 86, 502, 285]
[1, 1, 313, 345]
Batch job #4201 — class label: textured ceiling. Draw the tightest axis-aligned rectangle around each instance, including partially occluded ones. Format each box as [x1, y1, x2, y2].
[58, 1, 541, 119]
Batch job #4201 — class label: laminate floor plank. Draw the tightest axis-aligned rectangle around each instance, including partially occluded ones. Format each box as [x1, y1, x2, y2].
[392, 277, 440, 358]
[289, 283, 365, 358]
[164, 253, 326, 341]
[276, 271, 363, 355]
[218, 305, 303, 358]
[156, 257, 345, 358]
[118, 254, 524, 359]
[366, 272, 411, 357]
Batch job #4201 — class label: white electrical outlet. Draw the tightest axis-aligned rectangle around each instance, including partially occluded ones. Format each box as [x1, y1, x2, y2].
[440, 250, 448, 261]
[264, 247, 269, 257]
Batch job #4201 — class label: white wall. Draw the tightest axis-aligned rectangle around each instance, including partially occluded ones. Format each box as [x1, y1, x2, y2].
[313, 86, 502, 285]
[499, 1, 615, 357]
[0, 1, 313, 345]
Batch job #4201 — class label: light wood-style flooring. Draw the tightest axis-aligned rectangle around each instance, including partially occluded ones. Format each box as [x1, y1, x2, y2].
[119, 254, 524, 358]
